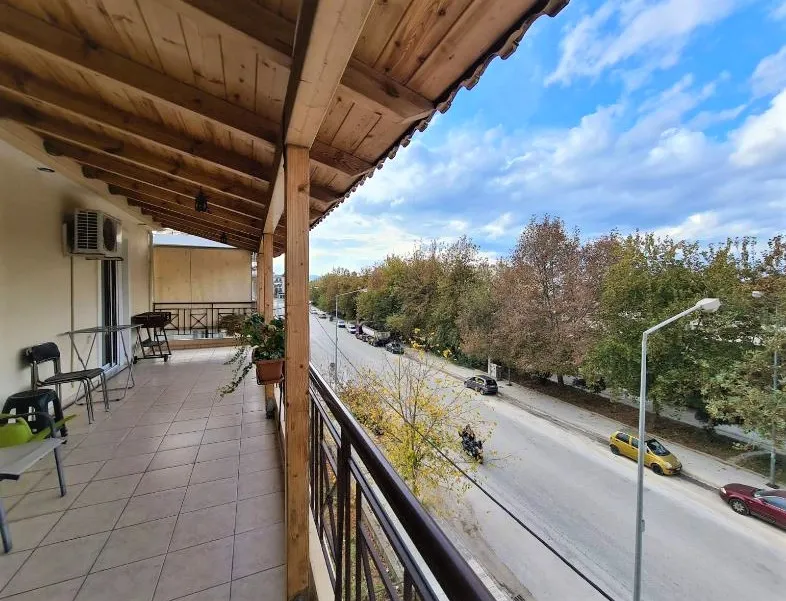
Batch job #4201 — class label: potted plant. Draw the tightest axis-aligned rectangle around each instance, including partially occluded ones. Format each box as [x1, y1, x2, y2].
[219, 313, 285, 396]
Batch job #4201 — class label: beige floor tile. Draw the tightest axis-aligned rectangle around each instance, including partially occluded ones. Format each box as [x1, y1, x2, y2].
[42, 500, 126, 544]
[230, 565, 284, 601]
[234, 493, 283, 534]
[2, 532, 109, 596]
[174, 408, 211, 421]
[195, 441, 240, 464]
[7, 484, 87, 521]
[166, 584, 228, 601]
[79, 429, 130, 448]
[238, 435, 276, 456]
[100, 417, 141, 431]
[231, 523, 284, 580]
[135, 413, 175, 427]
[153, 537, 233, 601]
[180, 397, 214, 409]
[117, 488, 186, 528]
[94, 454, 153, 480]
[76, 555, 164, 601]
[237, 469, 283, 501]
[72, 474, 142, 508]
[169, 502, 236, 552]
[0, 550, 32, 592]
[242, 401, 264, 413]
[0, 576, 84, 601]
[63, 444, 117, 467]
[200, 427, 240, 445]
[159, 432, 204, 452]
[134, 465, 193, 496]
[166, 420, 207, 436]
[92, 516, 176, 572]
[112, 437, 163, 458]
[189, 457, 239, 486]
[147, 447, 199, 472]
[32, 462, 105, 491]
[208, 404, 242, 417]
[240, 421, 276, 439]
[0, 474, 45, 498]
[238, 451, 278, 476]
[204, 416, 242, 431]
[240, 412, 266, 425]
[4, 513, 62, 552]
[181, 478, 237, 513]
[125, 424, 170, 441]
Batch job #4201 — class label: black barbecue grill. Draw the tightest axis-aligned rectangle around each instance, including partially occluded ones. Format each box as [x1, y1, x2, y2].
[131, 311, 172, 363]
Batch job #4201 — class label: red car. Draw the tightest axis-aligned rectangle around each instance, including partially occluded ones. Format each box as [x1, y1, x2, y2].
[719, 484, 786, 527]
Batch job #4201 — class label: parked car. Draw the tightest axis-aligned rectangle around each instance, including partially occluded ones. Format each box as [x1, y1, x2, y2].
[385, 341, 404, 354]
[337, 319, 346, 328]
[719, 484, 786, 527]
[464, 375, 498, 395]
[317, 312, 327, 319]
[608, 431, 682, 475]
[347, 324, 357, 334]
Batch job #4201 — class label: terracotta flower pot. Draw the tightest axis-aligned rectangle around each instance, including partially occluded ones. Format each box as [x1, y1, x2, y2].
[255, 358, 285, 384]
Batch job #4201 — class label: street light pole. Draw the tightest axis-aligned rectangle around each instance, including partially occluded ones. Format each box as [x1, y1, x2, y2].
[634, 298, 720, 601]
[333, 287, 367, 386]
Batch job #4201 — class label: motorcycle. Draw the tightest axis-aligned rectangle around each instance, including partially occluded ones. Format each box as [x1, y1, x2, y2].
[460, 431, 484, 464]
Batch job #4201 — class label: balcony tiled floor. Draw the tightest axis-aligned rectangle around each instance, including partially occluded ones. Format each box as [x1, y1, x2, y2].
[0, 348, 284, 601]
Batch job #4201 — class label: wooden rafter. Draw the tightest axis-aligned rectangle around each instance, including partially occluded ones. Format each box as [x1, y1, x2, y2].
[98, 176, 264, 230]
[43, 139, 268, 218]
[0, 4, 374, 179]
[167, 0, 436, 122]
[146, 213, 259, 248]
[0, 63, 272, 181]
[116, 188, 262, 238]
[3, 103, 268, 204]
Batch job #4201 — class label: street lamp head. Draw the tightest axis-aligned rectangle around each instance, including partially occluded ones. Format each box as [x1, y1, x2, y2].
[695, 298, 721, 313]
[752, 290, 764, 299]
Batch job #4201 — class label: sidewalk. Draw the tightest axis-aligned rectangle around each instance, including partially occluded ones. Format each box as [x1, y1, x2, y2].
[418, 353, 770, 492]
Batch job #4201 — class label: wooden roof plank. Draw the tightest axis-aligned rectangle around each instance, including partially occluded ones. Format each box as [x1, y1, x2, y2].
[146, 213, 259, 250]
[167, 0, 434, 121]
[101, 0, 164, 70]
[106, 184, 263, 232]
[0, 2, 280, 146]
[0, 62, 272, 180]
[179, 11, 227, 98]
[136, 0, 198, 86]
[353, 0, 415, 67]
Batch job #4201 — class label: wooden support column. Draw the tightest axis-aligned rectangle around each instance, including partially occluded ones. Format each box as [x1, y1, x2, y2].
[284, 145, 310, 601]
[259, 234, 277, 418]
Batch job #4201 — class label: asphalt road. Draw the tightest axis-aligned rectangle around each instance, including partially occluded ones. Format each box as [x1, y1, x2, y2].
[309, 314, 786, 601]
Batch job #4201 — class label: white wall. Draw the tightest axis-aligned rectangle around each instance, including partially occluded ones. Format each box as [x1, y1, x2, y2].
[0, 138, 151, 403]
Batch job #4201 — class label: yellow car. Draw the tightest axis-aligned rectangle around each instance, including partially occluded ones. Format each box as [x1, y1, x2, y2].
[609, 431, 682, 476]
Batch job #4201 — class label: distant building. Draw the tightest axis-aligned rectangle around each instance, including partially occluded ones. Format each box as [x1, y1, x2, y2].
[274, 274, 284, 298]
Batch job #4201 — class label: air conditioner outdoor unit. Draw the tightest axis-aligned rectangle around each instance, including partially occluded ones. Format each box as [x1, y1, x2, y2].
[69, 209, 123, 259]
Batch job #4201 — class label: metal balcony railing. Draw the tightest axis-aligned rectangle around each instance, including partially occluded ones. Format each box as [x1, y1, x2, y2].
[308, 365, 495, 601]
[152, 301, 256, 338]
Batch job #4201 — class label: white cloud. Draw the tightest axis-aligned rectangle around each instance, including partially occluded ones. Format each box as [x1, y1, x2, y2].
[481, 212, 517, 239]
[688, 104, 746, 130]
[751, 45, 786, 97]
[730, 89, 786, 166]
[773, 1, 786, 19]
[547, 0, 738, 87]
[652, 210, 766, 240]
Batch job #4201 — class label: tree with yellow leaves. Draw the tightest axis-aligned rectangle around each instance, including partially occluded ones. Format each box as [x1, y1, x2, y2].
[339, 352, 491, 508]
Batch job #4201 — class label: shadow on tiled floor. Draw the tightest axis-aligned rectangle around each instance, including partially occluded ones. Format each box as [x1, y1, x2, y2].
[0, 348, 284, 601]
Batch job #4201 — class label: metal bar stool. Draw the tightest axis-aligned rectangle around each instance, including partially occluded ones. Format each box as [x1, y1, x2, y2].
[23, 343, 109, 424]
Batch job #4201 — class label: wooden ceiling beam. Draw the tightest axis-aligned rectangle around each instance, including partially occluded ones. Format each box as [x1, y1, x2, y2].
[0, 63, 272, 181]
[144, 211, 260, 251]
[80, 165, 267, 223]
[113, 188, 262, 238]
[4, 103, 269, 204]
[43, 138, 268, 218]
[170, 0, 435, 122]
[99, 178, 263, 230]
[0, 5, 374, 178]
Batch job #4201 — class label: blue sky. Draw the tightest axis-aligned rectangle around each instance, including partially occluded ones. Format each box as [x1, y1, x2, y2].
[302, 0, 786, 275]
